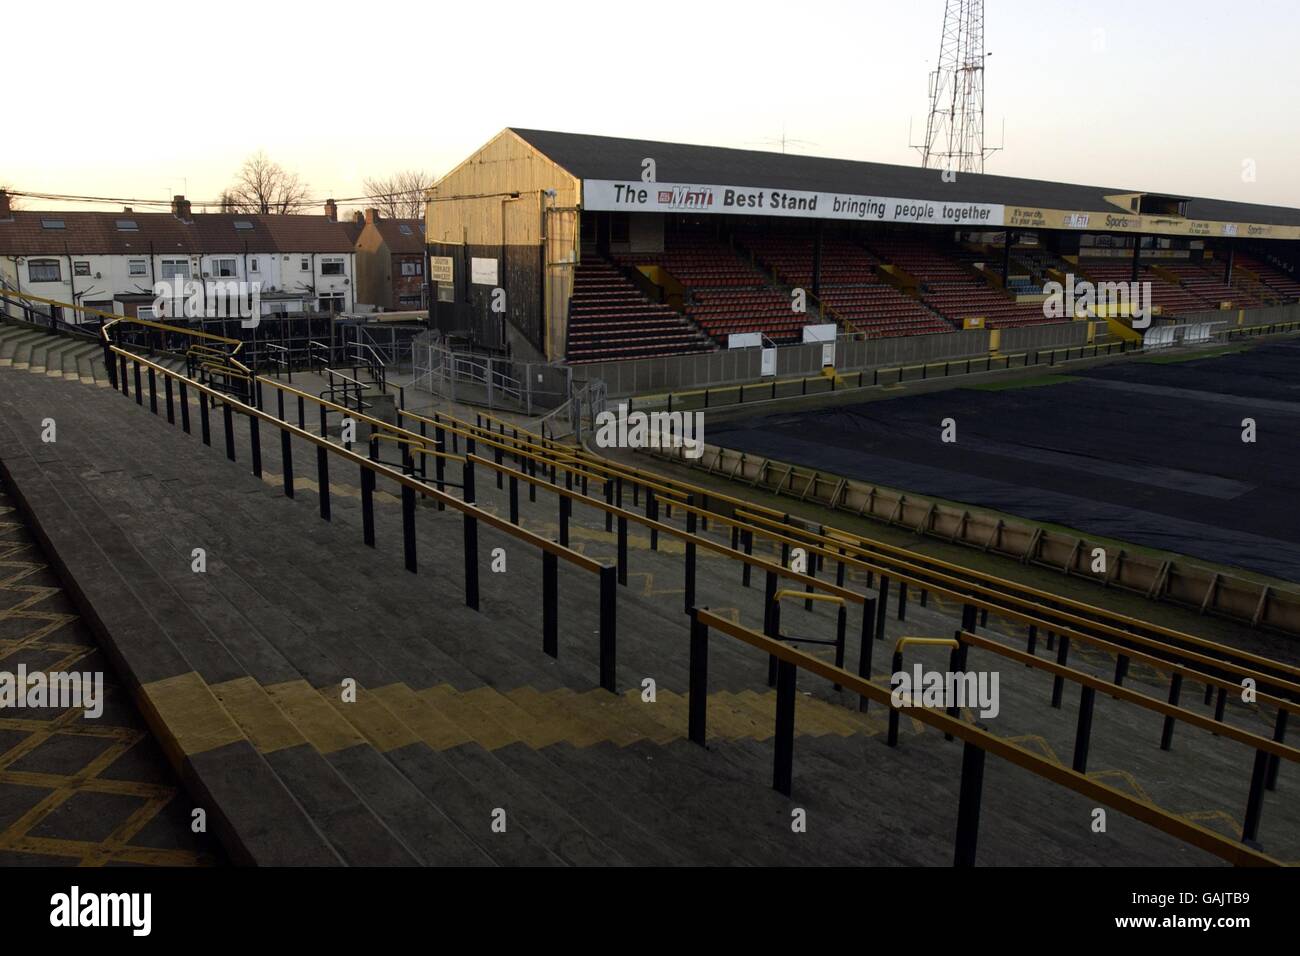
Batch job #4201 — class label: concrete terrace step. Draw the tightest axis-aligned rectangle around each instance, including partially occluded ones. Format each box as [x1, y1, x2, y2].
[1, 364, 1281, 865]
[0, 367, 926, 865]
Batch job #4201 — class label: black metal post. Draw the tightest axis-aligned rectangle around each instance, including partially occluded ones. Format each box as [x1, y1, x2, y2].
[180, 382, 190, 434]
[741, 530, 753, 587]
[616, 516, 628, 586]
[688, 611, 708, 745]
[875, 577, 890, 641]
[249, 417, 262, 478]
[599, 565, 617, 692]
[1241, 749, 1270, 845]
[1072, 685, 1096, 773]
[360, 464, 375, 547]
[1160, 673, 1183, 751]
[315, 446, 329, 519]
[1266, 709, 1288, 791]
[402, 481, 417, 573]
[764, 571, 780, 687]
[164, 376, 174, 424]
[856, 597, 877, 713]
[1051, 635, 1071, 708]
[953, 742, 986, 867]
[773, 659, 797, 796]
[681, 503, 698, 612]
[280, 429, 294, 498]
[543, 551, 558, 658]
[223, 403, 235, 461]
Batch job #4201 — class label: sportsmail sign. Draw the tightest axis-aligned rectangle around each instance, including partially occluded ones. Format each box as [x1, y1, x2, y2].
[583, 179, 1004, 227]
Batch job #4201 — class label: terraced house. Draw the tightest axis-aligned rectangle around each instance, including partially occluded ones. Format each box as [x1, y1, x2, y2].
[0, 191, 358, 322]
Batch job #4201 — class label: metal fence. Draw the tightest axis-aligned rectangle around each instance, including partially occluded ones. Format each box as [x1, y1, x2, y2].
[410, 335, 573, 415]
[581, 322, 1091, 397]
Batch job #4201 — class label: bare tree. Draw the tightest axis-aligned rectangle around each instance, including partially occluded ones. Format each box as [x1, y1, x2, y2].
[0, 185, 19, 210]
[362, 169, 435, 220]
[224, 151, 310, 214]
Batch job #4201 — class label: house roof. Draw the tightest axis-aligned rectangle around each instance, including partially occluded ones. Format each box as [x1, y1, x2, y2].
[372, 218, 426, 254]
[0, 211, 198, 257]
[0, 210, 359, 256]
[507, 128, 1300, 228]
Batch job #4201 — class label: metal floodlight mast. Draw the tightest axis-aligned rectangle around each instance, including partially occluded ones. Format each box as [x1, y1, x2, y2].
[918, 0, 994, 175]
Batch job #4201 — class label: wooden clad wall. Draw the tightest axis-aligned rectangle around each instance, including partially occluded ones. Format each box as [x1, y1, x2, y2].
[427, 130, 580, 359]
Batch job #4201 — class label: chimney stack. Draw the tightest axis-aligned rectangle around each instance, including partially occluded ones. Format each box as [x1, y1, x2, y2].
[123, 206, 133, 214]
[364, 207, 380, 225]
[353, 210, 364, 225]
[0, 190, 10, 220]
[171, 194, 192, 219]
[324, 198, 338, 221]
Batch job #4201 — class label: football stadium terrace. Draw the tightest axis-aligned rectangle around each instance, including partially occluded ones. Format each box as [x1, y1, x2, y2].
[0, 289, 1298, 867]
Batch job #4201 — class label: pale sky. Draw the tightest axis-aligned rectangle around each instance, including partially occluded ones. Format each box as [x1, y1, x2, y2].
[5, 0, 1298, 214]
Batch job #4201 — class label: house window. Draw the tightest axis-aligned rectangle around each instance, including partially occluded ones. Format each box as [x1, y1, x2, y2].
[136, 306, 156, 321]
[398, 224, 413, 236]
[160, 259, 191, 279]
[320, 257, 345, 276]
[28, 259, 61, 282]
[74, 261, 92, 276]
[249, 258, 259, 273]
[40, 218, 65, 230]
[317, 293, 345, 313]
[212, 258, 237, 278]
[300, 257, 310, 271]
[115, 219, 138, 231]
[128, 259, 147, 277]
[400, 260, 423, 276]
[398, 295, 423, 307]
[233, 220, 254, 231]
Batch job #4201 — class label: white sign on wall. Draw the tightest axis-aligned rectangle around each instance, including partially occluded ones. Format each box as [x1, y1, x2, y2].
[760, 347, 776, 377]
[471, 257, 499, 286]
[429, 256, 454, 284]
[727, 332, 762, 349]
[583, 180, 1004, 227]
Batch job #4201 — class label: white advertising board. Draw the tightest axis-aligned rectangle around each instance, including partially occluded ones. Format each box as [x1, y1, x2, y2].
[584, 179, 1003, 227]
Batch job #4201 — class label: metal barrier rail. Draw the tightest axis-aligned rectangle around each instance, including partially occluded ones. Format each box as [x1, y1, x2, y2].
[102, 326, 1300, 759]
[91, 321, 1296, 864]
[103, 345, 623, 692]
[638, 340, 1136, 413]
[732, 508, 1300, 703]
[955, 628, 1299, 840]
[378, 385, 1300, 716]
[688, 608, 1280, 867]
